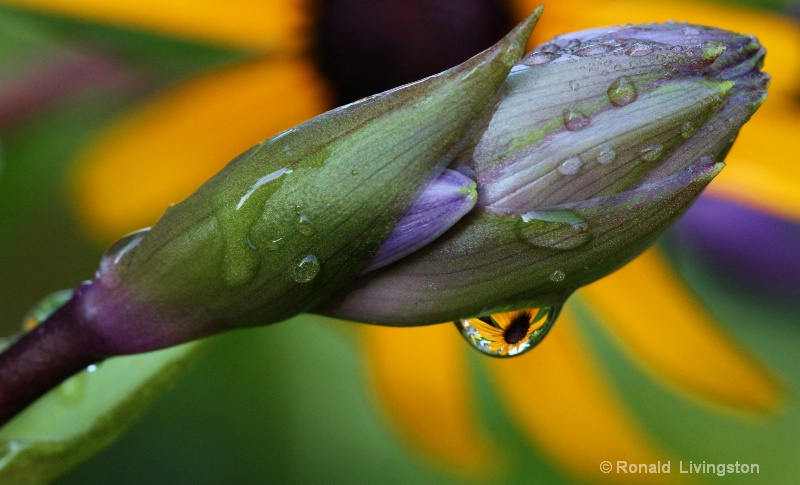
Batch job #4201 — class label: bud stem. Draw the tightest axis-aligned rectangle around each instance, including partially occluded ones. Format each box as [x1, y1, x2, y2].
[0, 298, 102, 426]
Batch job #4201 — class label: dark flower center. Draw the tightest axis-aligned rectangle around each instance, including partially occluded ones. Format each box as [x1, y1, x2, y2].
[503, 312, 532, 345]
[314, 0, 515, 105]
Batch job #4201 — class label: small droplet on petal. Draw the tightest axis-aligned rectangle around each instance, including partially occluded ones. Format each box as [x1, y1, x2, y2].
[574, 43, 615, 56]
[558, 157, 583, 175]
[517, 210, 592, 250]
[455, 306, 563, 358]
[522, 51, 558, 66]
[296, 213, 315, 236]
[698, 155, 715, 166]
[569, 80, 580, 91]
[291, 254, 320, 283]
[538, 43, 560, 53]
[266, 238, 285, 251]
[640, 144, 665, 162]
[597, 146, 617, 165]
[626, 42, 655, 57]
[563, 109, 591, 131]
[97, 229, 149, 288]
[681, 121, 696, 139]
[607, 76, 638, 107]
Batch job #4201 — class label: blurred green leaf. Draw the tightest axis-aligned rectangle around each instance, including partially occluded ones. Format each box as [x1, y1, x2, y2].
[0, 341, 203, 484]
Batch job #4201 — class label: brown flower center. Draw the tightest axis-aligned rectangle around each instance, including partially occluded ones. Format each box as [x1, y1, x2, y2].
[503, 312, 532, 345]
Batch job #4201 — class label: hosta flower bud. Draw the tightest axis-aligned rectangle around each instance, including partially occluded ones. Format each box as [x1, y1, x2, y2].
[0, 9, 770, 423]
[325, 21, 768, 325]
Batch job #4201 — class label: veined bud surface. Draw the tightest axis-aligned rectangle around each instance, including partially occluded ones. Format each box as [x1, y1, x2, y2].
[63, 12, 768, 353]
[325, 21, 768, 325]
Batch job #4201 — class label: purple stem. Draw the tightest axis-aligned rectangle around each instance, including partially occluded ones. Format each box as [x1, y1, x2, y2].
[0, 294, 103, 426]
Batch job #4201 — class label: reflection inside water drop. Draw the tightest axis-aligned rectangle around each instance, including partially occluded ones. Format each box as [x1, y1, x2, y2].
[456, 306, 562, 357]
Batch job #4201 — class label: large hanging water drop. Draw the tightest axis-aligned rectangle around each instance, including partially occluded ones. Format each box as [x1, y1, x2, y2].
[456, 306, 563, 357]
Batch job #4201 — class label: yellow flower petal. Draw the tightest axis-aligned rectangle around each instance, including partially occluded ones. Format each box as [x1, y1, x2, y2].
[509, 0, 800, 99]
[579, 248, 782, 413]
[71, 56, 331, 242]
[487, 308, 672, 484]
[361, 324, 497, 475]
[0, 0, 309, 51]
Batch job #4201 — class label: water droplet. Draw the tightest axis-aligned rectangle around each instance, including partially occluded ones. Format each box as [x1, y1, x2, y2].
[297, 214, 315, 236]
[522, 51, 558, 66]
[597, 146, 617, 165]
[538, 43, 560, 53]
[517, 210, 591, 250]
[640, 144, 665, 162]
[350, 169, 359, 176]
[558, 157, 582, 175]
[87, 364, 99, 372]
[698, 155, 714, 166]
[237, 167, 292, 210]
[563, 109, 591, 131]
[681, 121, 695, 139]
[574, 43, 614, 57]
[607, 76, 638, 107]
[21, 289, 73, 331]
[0, 441, 23, 464]
[59, 372, 87, 402]
[97, 229, 149, 288]
[626, 42, 655, 57]
[550, 270, 566, 282]
[291, 254, 320, 283]
[222, 242, 260, 287]
[566, 39, 581, 50]
[267, 237, 285, 251]
[455, 306, 563, 358]
[568, 80, 580, 91]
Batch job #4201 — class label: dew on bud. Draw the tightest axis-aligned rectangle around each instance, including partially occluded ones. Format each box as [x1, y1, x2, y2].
[597, 146, 617, 165]
[296, 213, 316, 236]
[291, 254, 321, 283]
[266, 237, 285, 251]
[517, 210, 592, 250]
[549, 270, 566, 282]
[563, 108, 591, 131]
[522, 51, 558, 66]
[97, 229, 149, 288]
[574, 43, 615, 57]
[607, 76, 638, 107]
[681, 121, 696, 139]
[640, 144, 665, 162]
[558, 157, 583, 175]
[626, 42, 656, 57]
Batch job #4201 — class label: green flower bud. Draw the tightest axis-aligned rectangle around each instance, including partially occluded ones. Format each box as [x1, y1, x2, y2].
[76, 9, 543, 354]
[324, 22, 768, 325]
[0, 10, 770, 425]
